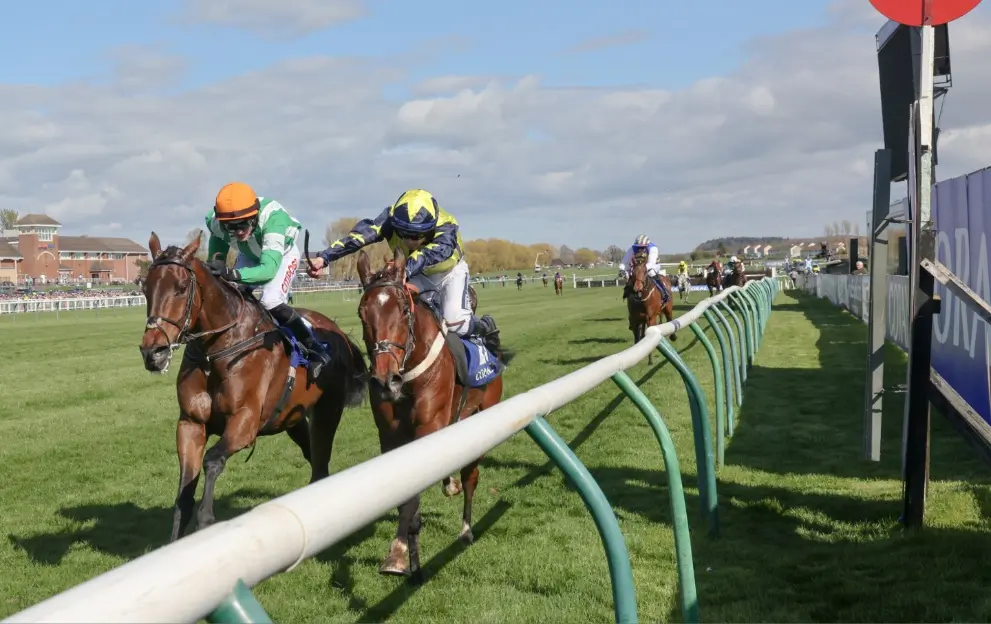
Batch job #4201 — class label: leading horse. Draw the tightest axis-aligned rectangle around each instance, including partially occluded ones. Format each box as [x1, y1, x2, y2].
[354, 246, 509, 583]
[625, 255, 676, 365]
[139, 232, 368, 542]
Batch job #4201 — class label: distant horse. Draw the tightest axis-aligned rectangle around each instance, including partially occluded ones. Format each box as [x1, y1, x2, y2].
[542, 275, 548, 287]
[516, 274, 524, 291]
[724, 263, 748, 288]
[677, 272, 692, 303]
[705, 264, 723, 297]
[625, 255, 676, 365]
[355, 246, 510, 583]
[554, 274, 564, 296]
[139, 232, 367, 542]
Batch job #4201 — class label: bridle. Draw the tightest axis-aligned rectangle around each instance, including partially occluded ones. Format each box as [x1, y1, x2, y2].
[359, 277, 418, 378]
[143, 256, 244, 372]
[629, 256, 655, 302]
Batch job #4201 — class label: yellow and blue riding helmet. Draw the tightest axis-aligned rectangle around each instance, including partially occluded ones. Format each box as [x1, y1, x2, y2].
[389, 189, 439, 236]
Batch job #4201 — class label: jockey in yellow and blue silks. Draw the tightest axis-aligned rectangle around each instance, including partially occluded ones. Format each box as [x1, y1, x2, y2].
[619, 234, 671, 302]
[307, 189, 500, 348]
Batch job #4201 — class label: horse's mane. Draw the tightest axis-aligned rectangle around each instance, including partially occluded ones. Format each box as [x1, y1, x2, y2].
[152, 246, 258, 314]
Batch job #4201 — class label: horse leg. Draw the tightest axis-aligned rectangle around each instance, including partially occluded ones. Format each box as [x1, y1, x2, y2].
[172, 417, 206, 542]
[285, 417, 312, 464]
[196, 409, 258, 531]
[308, 393, 346, 483]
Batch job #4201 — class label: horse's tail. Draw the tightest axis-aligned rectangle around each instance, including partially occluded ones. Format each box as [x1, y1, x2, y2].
[323, 330, 369, 408]
[497, 343, 515, 368]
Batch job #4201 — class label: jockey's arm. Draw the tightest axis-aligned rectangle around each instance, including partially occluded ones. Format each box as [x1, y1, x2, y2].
[318, 208, 389, 264]
[645, 247, 661, 275]
[618, 247, 633, 272]
[237, 211, 295, 284]
[205, 214, 231, 264]
[406, 221, 459, 278]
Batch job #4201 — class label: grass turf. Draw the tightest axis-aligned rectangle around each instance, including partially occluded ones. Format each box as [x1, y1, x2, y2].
[0, 285, 989, 623]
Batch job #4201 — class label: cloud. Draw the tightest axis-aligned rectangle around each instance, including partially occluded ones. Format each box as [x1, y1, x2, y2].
[563, 29, 650, 54]
[179, 0, 366, 38]
[3, 2, 991, 253]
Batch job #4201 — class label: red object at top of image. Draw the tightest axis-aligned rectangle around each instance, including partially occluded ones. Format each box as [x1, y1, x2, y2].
[868, 0, 983, 25]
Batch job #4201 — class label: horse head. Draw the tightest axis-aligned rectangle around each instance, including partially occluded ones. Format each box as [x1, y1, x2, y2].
[628, 255, 649, 297]
[356, 246, 416, 401]
[139, 231, 242, 374]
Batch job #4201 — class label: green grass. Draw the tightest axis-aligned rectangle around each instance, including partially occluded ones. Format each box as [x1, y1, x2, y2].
[0, 286, 989, 623]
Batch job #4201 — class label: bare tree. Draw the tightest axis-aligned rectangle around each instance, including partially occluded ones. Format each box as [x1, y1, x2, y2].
[0, 209, 18, 230]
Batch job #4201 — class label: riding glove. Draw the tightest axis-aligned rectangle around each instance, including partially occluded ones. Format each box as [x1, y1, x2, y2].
[206, 259, 241, 282]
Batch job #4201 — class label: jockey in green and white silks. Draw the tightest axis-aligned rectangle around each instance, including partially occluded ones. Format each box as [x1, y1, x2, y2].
[203, 182, 332, 375]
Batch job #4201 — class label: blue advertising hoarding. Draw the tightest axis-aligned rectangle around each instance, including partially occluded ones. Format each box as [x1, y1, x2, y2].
[931, 166, 991, 425]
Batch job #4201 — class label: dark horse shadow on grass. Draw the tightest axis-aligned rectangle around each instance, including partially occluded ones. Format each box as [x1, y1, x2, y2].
[8, 488, 286, 565]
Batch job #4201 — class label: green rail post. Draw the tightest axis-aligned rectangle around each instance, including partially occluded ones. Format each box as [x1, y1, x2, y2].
[688, 322, 726, 467]
[611, 372, 701, 624]
[738, 289, 760, 350]
[727, 296, 753, 368]
[748, 288, 763, 347]
[744, 286, 764, 347]
[207, 579, 274, 624]
[719, 302, 748, 383]
[711, 305, 742, 406]
[703, 308, 735, 436]
[655, 337, 719, 536]
[731, 292, 755, 361]
[525, 416, 639, 624]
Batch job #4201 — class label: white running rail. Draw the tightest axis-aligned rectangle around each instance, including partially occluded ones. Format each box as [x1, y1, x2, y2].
[4, 283, 760, 624]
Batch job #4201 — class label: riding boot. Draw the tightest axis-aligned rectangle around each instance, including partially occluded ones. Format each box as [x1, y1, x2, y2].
[653, 278, 670, 304]
[468, 314, 501, 352]
[272, 304, 332, 377]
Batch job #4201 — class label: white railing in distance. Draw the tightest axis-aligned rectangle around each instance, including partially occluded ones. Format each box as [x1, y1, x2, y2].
[4, 283, 759, 624]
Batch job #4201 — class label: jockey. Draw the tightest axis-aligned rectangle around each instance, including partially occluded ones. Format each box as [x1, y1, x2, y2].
[204, 182, 332, 376]
[307, 189, 500, 349]
[677, 260, 689, 277]
[727, 255, 740, 274]
[619, 234, 670, 301]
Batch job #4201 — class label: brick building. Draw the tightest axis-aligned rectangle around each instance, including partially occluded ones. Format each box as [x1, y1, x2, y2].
[1, 214, 149, 284]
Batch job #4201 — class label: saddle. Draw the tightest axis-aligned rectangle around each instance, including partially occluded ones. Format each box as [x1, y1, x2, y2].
[416, 293, 503, 390]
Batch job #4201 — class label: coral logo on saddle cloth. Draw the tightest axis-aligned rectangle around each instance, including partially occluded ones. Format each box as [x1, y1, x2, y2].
[282, 257, 299, 294]
[462, 338, 500, 388]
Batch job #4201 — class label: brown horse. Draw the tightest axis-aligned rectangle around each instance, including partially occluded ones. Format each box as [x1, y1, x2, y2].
[724, 263, 748, 288]
[625, 256, 676, 365]
[554, 274, 564, 296]
[355, 247, 509, 583]
[542, 275, 548, 287]
[139, 232, 367, 542]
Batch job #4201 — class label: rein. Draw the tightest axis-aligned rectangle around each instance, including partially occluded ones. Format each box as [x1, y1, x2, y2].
[360, 277, 445, 384]
[144, 257, 263, 366]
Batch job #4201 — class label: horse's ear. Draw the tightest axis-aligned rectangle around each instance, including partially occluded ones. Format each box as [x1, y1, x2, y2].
[180, 229, 201, 262]
[356, 251, 372, 286]
[148, 232, 162, 259]
[392, 245, 406, 277]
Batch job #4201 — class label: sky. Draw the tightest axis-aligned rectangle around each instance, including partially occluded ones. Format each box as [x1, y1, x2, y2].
[3, 0, 991, 252]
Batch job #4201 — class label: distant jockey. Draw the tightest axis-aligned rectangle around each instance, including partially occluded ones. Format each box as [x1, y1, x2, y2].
[618, 234, 670, 302]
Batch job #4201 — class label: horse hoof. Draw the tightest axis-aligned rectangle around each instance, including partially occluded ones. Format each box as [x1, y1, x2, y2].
[670, 333, 678, 341]
[459, 524, 474, 545]
[379, 559, 410, 576]
[443, 479, 463, 497]
[409, 569, 425, 586]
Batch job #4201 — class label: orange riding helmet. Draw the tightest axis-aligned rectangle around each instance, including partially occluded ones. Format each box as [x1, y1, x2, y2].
[214, 182, 260, 222]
